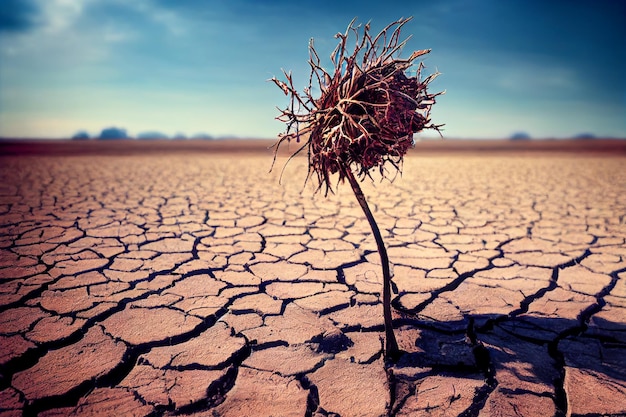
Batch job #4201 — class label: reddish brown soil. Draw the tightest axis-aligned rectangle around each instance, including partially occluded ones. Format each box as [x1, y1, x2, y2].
[0, 139, 625, 416]
[1, 137, 626, 156]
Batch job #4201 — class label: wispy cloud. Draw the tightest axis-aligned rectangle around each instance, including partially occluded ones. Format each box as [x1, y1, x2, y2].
[38, 0, 85, 33]
[138, 4, 189, 37]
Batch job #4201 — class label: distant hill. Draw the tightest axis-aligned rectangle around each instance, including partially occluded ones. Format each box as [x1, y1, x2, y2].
[98, 127, 129, 140]
[191, 133, 214, 140]
[137, 131, 169, 140]
[71, 131, 90, 140]
[573, 133, 596, 140]
[510, 132, 531, 140]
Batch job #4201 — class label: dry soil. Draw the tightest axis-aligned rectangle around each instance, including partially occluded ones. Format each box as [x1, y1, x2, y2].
[0, 140, 625, 416]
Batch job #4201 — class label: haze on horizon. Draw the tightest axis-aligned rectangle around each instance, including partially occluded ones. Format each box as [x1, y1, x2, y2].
[0, 0, 624, 140]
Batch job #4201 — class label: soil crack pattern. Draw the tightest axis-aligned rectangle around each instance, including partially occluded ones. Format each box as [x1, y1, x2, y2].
[1, 151, 625, 416]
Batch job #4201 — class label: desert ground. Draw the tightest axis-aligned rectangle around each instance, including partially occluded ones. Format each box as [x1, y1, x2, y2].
[0, 139, 625, 416]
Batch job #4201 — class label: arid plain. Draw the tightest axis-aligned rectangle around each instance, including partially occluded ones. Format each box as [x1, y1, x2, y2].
[1, 139, 625, 416]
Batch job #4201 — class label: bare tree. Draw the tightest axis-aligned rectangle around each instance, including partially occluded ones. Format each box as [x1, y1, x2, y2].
[271, 17, 442, 361]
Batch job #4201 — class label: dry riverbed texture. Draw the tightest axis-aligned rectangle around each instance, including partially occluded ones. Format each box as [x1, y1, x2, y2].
[0, 142, 625, 416]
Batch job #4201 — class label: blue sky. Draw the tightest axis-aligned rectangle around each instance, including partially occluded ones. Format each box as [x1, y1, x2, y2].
[0, 0, 624, 139]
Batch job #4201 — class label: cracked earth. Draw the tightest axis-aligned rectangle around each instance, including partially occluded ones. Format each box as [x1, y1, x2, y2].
[1, 144, 625, 416]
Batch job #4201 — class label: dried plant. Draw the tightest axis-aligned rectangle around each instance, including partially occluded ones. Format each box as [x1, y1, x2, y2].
[271, 17, 442, 361]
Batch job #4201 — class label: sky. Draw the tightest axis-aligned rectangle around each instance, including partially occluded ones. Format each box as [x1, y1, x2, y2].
[0, 0, 624, 140]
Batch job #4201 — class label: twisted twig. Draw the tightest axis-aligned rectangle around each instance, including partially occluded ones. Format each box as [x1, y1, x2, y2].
[271, 17, 443, 194]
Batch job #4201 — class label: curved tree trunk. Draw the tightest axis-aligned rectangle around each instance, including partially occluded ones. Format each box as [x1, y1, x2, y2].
[342, 166, 400, 361]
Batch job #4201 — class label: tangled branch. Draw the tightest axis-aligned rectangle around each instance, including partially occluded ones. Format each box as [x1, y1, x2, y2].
[271, 17, 443, 194]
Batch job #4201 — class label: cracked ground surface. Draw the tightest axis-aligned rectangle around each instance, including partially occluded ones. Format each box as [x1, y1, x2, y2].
[1, 144, 625, 416]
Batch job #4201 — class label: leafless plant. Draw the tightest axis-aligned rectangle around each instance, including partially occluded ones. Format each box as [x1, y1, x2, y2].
[271, 17, 442, 361]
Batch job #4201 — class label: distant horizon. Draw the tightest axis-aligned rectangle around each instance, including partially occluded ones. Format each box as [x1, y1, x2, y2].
[2, 134, 625, 142]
